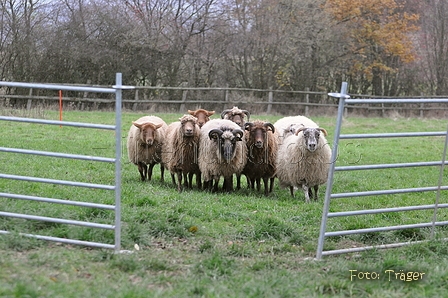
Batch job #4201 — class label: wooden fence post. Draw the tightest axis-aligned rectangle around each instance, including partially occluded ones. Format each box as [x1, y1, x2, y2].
[304, 87, 309, 116]
[132, 89, 139, 111]
[266, 87, 273, 114]
[26, 88, 33, 110]
[180, 89, 188, 112]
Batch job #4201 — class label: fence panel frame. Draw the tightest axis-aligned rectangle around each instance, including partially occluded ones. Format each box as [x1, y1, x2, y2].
[0, 73, 126, 251]
[316, 83, 448, 259]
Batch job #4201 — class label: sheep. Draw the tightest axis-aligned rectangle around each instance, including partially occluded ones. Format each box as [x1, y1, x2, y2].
[220, 106, 251, 188]
[241, 120, 279, 195]
[187, 109, 215, 128]
[127, 115, 168, 182]
[198, 119, 247, 192]
[273, 115, 319, 145]
[275, 122, 331, 202]
[162, 114, 201, 192]
[220, 106, 250, 128]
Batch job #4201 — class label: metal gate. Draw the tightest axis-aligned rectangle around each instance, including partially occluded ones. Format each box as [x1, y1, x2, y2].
[0, 73, 125, 251]
[316, 82, 448, 259]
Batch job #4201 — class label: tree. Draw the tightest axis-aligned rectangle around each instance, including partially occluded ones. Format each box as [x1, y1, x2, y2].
[325, 0, 419, 95]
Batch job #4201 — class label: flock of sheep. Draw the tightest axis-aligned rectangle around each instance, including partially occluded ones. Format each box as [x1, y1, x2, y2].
[126, 107, 332, 202]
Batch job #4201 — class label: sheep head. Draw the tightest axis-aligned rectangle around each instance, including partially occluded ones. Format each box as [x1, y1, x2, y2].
[179, 114, 198, 137]
[188, 109, 215, 128]
[245, 121, 275, 149]
[209, 128, 244, 162]
[220, 106, 250, 128]
[295, 127, 328, 152]
[133, 122, 163, 146]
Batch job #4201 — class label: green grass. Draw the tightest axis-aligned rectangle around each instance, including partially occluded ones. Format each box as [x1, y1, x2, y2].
[0, 108, 448, 297]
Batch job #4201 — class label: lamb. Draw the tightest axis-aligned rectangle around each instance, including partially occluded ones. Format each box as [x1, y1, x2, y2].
[274, 115, 319, 145]
[198, 119, 247, 192]
[220, 106, 250, 128]
[127, 115, 168, 182]
[162, 115, 201, 192]
[187, 109, 215, 128]
[242, 120, 279, 195]
[275, 121, 331, 202]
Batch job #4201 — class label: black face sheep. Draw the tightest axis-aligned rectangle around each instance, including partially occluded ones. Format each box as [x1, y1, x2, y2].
[162, 115, 201, 192]
[187, 109, 215, 128]
[220, 106, 250, 128]
[242, 120, 279, 195]
[198, 119, 247, 192]
[276, 125, 331, 202]
[127, 115, 168, 182]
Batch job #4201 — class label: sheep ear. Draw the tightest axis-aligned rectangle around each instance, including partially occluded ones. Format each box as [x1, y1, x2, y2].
[244, 122, 253, 131]
[264, 122, 275, 133]
[155, 123, 163, 129]
[187, 110, 195, 115]
[318, 128, 328, 136]
[207, 111, 215, 116]
[233, 129, 244, 141]
[133, 122, 143, 129]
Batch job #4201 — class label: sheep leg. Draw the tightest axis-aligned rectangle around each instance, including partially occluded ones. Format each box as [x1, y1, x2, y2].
[183, 173, 189, 189]
[313, 185, 319, 201]
[176, 172, 183, 192]
[147, 163, 155, 181]
[224, 176, 233, 192]
[236, 174, 242, 190]
[302, 185, 311, 203]
[160, 164, 165, 182]
[137, 162, 147, 181]
[262, 177, 269, 196]
[213, 177, 220, 192]
[170, 173, 176, 186]
[269, 177, 275, 193]
[289, 186, 294, 197]
[196, 173, 202, 189]
[187, 173, 194, 189]
[256, 178, 261, 192]
[246, 176, 252, 189]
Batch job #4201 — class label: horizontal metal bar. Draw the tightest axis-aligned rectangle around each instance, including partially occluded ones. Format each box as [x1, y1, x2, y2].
[325, 221, 448, 237]
[321, 239, 444, 256]
[0, 147, 115, 163]
[335, 161, 448, 171]
[0, 173, 115, 190]
[0, 211, 115, 230]
[0, 230, 115, 249]
[346, 98, 448, 104]
[0, 81, 114, 93]
[0, 192, 115, 210]
[0, 116, 115, 130]
[339, 131, 446, 139]
[331, 186, 448, 199]
[328, 204, 448, 217]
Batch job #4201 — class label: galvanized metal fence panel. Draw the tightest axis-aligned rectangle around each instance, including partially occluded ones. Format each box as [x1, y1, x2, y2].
[0, 73, 127, 251]
[316, 83, 448, 259]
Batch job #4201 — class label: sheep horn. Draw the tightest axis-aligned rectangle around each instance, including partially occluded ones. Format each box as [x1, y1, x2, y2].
[208, 129, 223, 140]
[318, 128, 328, 136]
[241, 110, 251, 120]
[232, 129, 244, 141]
[263, 122, 275, 133]
[220, 109, 232, 119]
[244, 122, 253, 131]
[295, 127, 306, 136]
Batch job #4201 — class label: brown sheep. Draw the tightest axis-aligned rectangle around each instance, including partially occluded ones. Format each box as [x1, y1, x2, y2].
[188, 109, 215, 128]
[220, 106, 250, 128]
[162, 115, 201, 192]
[127, 115, 168, 182]
[242, 120, 279, 195]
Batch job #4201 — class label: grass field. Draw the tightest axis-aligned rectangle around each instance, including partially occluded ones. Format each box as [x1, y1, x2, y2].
[0, 108, 447, 297]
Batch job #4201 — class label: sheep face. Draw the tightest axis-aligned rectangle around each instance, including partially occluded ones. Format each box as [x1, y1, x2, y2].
[133, 122, 163, 145]
[245, 122, 275, 149]
[220, 107, 250, 128]
[296, 127, 328, 153]
[209, 128, 244, 162]
[188, 109, 215, 128]
[179, 115, 198, 137]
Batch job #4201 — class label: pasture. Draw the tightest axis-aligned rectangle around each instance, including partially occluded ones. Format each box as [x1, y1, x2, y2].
[0, 109, 447, 297]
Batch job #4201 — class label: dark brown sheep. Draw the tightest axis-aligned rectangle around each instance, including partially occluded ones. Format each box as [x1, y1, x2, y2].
[242, 120, 279, 195]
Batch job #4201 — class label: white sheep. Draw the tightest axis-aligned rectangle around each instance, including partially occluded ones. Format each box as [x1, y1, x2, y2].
[127, 115, 168, 182]
[275, 122, 331, 202]
[162, 114, 201, 192]
[198, 119, 247, 192]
